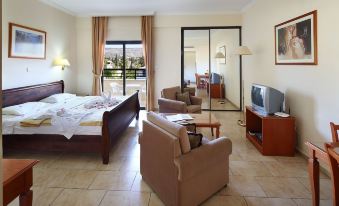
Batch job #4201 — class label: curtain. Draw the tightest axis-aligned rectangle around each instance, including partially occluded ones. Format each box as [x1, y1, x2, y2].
[92, 17, 108, 96]
[141, 16, 154, 111]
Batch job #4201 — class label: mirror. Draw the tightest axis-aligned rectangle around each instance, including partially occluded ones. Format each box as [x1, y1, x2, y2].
[182, 27, 242, 111]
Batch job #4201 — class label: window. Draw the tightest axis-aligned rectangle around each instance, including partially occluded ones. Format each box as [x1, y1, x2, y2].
[103, 41, 146, 108]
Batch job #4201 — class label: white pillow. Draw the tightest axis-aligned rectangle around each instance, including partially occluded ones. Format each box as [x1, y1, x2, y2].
[40, 93, 76, 103]
[2, 102, 51, 116]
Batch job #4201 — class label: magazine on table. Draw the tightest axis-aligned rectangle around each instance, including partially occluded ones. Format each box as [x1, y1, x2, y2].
[166, 114, 193, 122]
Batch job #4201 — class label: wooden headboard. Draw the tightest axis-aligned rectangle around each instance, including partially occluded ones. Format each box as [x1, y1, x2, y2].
[2, 80, 64, 107]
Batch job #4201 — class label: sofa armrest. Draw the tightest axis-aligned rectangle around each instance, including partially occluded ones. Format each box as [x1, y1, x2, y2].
[174, 137, 232, 181]
[190, 96, 202, 105]
[158, 98, 187, 113]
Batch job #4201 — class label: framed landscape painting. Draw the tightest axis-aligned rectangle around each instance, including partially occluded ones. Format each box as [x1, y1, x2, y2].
[275, 10, 317, 65]
[9, 23, 46, 59]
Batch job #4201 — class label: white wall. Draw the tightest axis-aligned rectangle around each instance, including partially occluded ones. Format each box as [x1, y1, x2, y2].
[76, 16, 141, 95]
[154, 14, 242, 107]
[242, 0, 339, 155]
[2, 0, 77, 92]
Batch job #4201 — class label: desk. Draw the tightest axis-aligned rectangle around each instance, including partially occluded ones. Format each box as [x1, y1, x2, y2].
[306, 142, 339, 206]
[3, 159, 39, 206]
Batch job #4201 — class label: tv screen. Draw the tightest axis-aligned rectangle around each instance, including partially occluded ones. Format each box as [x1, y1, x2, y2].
[251, 86, 264, 107]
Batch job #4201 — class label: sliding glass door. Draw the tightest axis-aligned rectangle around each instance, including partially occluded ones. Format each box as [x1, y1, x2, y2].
[181, 27, 242, 111]
[103, 41, 146, 108]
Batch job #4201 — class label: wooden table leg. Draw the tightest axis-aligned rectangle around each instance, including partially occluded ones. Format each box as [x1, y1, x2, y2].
[216, 126, 220, 138]
[308, 155, 320, 206]
[211, 127, 214, 136]
[19, 190, 33, 206]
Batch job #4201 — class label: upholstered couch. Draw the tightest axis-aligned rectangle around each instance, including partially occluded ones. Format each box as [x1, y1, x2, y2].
[139, 112, 232, 206]
[158, 86, 202, 113]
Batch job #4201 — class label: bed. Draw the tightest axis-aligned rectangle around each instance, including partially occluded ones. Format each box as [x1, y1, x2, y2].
[2, 80, 140, 164]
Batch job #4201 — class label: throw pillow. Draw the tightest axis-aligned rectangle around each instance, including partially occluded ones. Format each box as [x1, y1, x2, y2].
[187, 132, 203, 149]
[176, 92, 191, 105]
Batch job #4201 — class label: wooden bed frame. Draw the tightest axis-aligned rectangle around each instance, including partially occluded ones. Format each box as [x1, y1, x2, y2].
[2, 80, 140, 164]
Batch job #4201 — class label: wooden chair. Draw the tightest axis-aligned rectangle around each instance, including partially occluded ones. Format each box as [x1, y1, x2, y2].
[325, 143, 339, 206]
[331, 122, 339, 142]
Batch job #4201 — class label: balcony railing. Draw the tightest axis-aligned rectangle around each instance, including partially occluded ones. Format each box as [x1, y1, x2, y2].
[102, 68, 146, 80]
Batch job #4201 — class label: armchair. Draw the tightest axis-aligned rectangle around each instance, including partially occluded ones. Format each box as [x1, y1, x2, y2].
[139, 112, 232, 206]
[158, 86, 202, 113]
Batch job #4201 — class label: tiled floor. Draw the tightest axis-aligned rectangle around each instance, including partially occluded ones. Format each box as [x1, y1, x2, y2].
[5, 111, 332, 206]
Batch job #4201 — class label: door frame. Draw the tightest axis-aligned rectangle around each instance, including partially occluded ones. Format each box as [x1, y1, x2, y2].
[180, 26, 242, 112]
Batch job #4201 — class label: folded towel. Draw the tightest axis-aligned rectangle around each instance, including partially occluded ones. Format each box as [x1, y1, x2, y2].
[20, 118, 52, 127]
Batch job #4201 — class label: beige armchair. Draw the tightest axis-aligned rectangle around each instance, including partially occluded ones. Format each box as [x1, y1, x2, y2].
[139, 112, 232, 206]
[158, 86, 202, 113]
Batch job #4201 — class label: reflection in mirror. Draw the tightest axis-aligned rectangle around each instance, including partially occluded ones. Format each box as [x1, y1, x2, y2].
[210, 29, 240, 110]
[182, 28, 241, 111]
[184, 30, 210, 110]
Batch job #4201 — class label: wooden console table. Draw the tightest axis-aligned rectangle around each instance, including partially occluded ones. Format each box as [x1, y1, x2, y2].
[3, 159, 39, 206]
[245, 106, 296, 156]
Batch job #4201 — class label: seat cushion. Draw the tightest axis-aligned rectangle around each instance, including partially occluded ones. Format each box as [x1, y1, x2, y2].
[176, 92, 191, 105]
[147, 112, 191, 154]
[187, 105, 201, 113]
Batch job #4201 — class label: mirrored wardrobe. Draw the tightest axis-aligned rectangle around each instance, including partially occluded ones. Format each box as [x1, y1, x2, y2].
[181, 27, 242, 111]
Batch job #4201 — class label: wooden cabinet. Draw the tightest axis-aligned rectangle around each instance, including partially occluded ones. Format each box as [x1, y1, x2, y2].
[207, 83, 225, 98]
[245, 106, 296, 156]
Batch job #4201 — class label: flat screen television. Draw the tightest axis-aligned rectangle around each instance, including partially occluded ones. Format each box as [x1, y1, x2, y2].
[251, 84, 284, 115]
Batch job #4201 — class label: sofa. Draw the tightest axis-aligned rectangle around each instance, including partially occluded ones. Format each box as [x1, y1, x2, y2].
[139, 112, 232, 206]
[158, 86, 202, 113]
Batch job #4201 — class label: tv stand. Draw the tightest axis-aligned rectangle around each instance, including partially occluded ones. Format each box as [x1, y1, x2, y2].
[245, 106, 296, 156]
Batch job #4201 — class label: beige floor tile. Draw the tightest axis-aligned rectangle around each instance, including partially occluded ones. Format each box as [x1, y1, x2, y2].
[89, 171, 137, 190]
[52, 189, 105, 206]
[263, 161, 309, 177]
[120, 156, 140, 172]
[219, 175, 266, 197]
[32, 187, 64, 206]
[50, 169, 98, 188]
[274, 153, 307, 163]
[256, 177, 311, 199]
[34, 167, 98, 188]
[239, 149, 277, 162]
[202, 195, 247, 206]
[49, 153, 95, 170]
[148, 193, 165, 206]
[131, 173, 153, 192]
[8, 187, 63, 206]
[245, 197, 297, 206]
[298, 177, 332, 200]
[82, 155, 126, 171]
[293, 198, 332, 206]
[230, 160, 274, 177]
[99, 191, 150, 206]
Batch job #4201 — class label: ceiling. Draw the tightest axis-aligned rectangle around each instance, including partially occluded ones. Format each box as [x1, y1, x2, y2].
[40, 0, 254, 16]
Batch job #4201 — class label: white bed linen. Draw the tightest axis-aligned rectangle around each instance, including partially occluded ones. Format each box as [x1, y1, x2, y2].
[2, 95, 130, 138]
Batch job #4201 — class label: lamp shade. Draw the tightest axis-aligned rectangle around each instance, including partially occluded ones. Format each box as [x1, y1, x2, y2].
[53, 58, 70, 67]
[215, 52, 225, 58]
[234, 46, 252, 55]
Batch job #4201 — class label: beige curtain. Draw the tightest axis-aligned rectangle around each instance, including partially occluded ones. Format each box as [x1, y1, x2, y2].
[92, 17, 108, 96]
[141, 16, 154, 111]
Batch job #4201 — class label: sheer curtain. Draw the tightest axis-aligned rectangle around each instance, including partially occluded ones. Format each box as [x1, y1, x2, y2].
[92, 17, 108, 96]
[141, 16, 154, 111]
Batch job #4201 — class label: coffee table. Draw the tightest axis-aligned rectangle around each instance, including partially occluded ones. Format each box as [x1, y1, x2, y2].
[164, 113, 221, 138]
